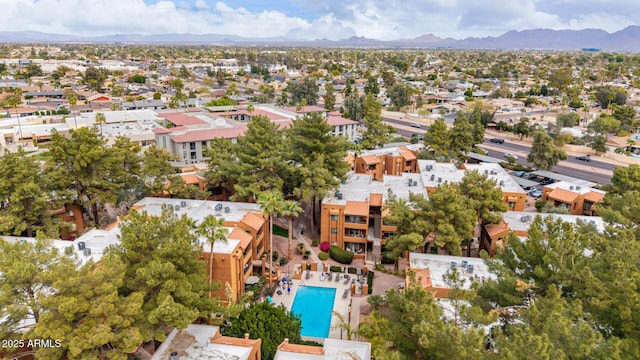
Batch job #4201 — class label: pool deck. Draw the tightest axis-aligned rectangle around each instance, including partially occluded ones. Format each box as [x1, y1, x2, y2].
[271, 270, 362, 342]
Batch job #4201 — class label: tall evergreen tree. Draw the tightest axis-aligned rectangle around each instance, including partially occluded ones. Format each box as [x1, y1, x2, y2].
[422, 118, 451, 161]
[34, 255, 144, 359]
[232, 115, 293, 201]
[108, 207, 216, 344]
[0, 149, 59, 237]
[0, 236, 76, 339]
[361, 93, 394, 149]
[47, 128, 124, 227]
[527, 130, 567, 171]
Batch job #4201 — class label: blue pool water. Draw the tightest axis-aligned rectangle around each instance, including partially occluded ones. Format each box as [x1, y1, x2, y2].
[290, 286, 336, 338]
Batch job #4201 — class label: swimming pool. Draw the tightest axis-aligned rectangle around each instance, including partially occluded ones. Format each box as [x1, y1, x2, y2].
[290, 286, 336, 338]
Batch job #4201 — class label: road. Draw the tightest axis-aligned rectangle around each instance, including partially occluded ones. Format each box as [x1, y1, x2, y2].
[382, 118, 616, 185]
[478, 140, 614, 185]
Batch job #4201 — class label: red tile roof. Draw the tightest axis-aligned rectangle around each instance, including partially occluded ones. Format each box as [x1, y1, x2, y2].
[241, 212, 265, 231]
[228, 227, 253, 249]
[161, 112, 209, 126]
[548, 188, 579, 204]
[583, 191, 605, 203]
[360, 155, 380, 165]
[345, 201, 369, 216]
[326, 115, 358, 126]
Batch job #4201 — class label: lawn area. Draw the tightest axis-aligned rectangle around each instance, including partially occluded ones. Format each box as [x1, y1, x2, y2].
[272, 224, 288, 237]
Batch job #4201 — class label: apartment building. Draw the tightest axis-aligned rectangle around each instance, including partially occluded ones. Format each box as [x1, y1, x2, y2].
[419, 160, 527, 211]
[153, 110, 248, 164]
[320, 171, 428, 260]
[351, 144, 424, 180]
[540, 181, 605, 216]
[131, 197, 267, 301]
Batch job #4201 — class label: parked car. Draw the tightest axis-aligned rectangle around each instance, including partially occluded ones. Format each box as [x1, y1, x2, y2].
[410, 123, 421, 128]
[411, 133, 424, 141]
[514, 171, 527, 178]
[528, 189, 543, 198]
[576, 155, 591, 162]
[539, 178, 555, 185]
[490, 137, 505, 144]
[504, 153, 518, 160]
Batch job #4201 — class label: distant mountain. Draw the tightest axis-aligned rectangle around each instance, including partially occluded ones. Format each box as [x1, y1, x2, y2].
[0, 26, 639, 51]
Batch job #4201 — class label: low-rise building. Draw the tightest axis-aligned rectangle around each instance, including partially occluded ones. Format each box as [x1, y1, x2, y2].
[274, 338, 371, 360]
[541, 181, 605, 216]
[151, 324, 261, 360]
[479, 211, 605, 256]
[320, 171, 428, 260]
[407, 253, 494, 298]
[419, 160, 527, 211]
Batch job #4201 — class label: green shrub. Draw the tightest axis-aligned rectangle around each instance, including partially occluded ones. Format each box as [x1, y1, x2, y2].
[347, 267, 357, 274]
[329, 245, 354, 264]
[381, 252, 395, 265]
[272, 225, 288, 237]
[311, 239, 319, 247]
[367, 271, 374, 294]
[374, 263, 385, 271]
[318, 252, 328, 261]
[272, 251, 279, 262]
[330, 265, 343, 273]
[279, 257, 289, 266]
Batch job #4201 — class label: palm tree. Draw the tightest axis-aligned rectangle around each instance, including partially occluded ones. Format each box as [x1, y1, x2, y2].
[67, 93, 78, 130]
[281, 200, 303, 260]
[257, 189, 285, 286]
[197, 215, 228, 297]
[94, 112, 106, 134]
[6, 96, 23, 141]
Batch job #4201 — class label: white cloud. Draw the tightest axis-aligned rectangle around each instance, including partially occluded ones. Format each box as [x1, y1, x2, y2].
[0, 0, 636, 40]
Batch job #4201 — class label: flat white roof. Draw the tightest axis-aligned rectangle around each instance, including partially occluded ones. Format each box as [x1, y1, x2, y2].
[274, 339, 371, 360]
[544, 181, 605, 196]
[409, 253, 494, 290]
[464, 163, 526, 193]
[133, 197, 262, 224]
[152, 324, 252, 360]
[502, 211, 605, 233]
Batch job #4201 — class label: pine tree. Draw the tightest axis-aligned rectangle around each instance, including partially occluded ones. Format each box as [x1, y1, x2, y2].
[361, 93, 393, 149]
[527, 130, 567, 171]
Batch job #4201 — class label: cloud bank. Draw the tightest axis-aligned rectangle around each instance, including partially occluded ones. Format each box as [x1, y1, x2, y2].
[0, 0, 637, 40]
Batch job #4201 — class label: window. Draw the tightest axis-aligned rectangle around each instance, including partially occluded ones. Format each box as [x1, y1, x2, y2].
[190, 152, 197, 159]
[331, 214, 338, 220]
[189, 142, 196, 150]
[508, 201, 515, 208]
[331, 228, 338, 234]
[201, 141, 207, 148]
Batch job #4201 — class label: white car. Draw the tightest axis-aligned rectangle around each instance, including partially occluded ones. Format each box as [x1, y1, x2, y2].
[504, 153, 518, 160]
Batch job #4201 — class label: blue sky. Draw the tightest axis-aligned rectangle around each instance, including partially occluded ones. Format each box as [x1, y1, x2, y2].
[1, 0, 639, 40]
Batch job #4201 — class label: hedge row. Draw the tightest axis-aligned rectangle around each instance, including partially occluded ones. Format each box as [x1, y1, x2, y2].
[329, 245, 354, 264]
[329, 265, 343, 273]
[318, 252, 328, 261]
[367, 271, 374, 294]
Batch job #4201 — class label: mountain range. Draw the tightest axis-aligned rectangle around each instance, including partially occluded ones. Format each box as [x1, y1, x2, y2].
[1, 26, 639, 51]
